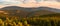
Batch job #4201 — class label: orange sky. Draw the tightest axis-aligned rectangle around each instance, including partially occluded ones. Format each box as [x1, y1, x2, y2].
[0, 1, 60, 9]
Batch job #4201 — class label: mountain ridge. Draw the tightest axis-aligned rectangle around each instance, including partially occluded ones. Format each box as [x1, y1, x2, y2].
[0, 6, 60, 13]
[0, 6, 60, 17]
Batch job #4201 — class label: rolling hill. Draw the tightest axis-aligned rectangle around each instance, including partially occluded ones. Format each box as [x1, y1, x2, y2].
[0, 6, 60, 17]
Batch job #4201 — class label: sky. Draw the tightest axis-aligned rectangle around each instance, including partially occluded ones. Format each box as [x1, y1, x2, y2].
[0, 0, 20, 4]
[0, 0, 60, 9]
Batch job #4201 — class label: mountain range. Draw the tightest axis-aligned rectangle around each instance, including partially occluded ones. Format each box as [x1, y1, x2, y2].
[0, 6, 60, 13]
[0, 6, 60, 17]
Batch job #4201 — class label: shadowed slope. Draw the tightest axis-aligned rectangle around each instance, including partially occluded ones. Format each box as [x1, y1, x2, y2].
[1, 6, 60, 13]
[0, 6, 60, 17]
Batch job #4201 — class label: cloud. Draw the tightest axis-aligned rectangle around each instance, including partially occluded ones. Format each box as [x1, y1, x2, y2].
[0, 0, 60, 9]
[0, 0, 20, 5]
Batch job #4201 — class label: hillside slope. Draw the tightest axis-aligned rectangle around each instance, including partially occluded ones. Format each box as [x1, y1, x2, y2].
[0, 6, 60, 17]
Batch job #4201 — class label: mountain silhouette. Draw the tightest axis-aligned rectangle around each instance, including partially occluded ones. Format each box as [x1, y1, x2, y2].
[1, 6, 24, 10]
[0, 6, 60, 17]
[37, 7, 60, 13]
[1, 6, 60, 13]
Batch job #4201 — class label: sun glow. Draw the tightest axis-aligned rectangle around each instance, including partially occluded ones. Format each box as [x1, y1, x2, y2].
[0, 0, 60, 9]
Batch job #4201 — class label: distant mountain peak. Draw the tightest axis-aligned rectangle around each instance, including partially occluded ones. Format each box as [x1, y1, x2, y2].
[1, 6, 24, 10]
[0, 6, 60, 13]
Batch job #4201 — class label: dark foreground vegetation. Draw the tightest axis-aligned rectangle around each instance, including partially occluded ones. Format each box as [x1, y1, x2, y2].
[0, 13, 60, 26]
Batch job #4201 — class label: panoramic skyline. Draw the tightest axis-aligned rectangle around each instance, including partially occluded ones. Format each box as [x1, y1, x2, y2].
[0, 0, 60, 9]
[0, 0, 60, 4]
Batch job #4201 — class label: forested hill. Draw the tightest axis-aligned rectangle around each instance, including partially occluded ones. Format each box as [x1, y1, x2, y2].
[0, 6, 60, 17]
[0, 6, 60, 13]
